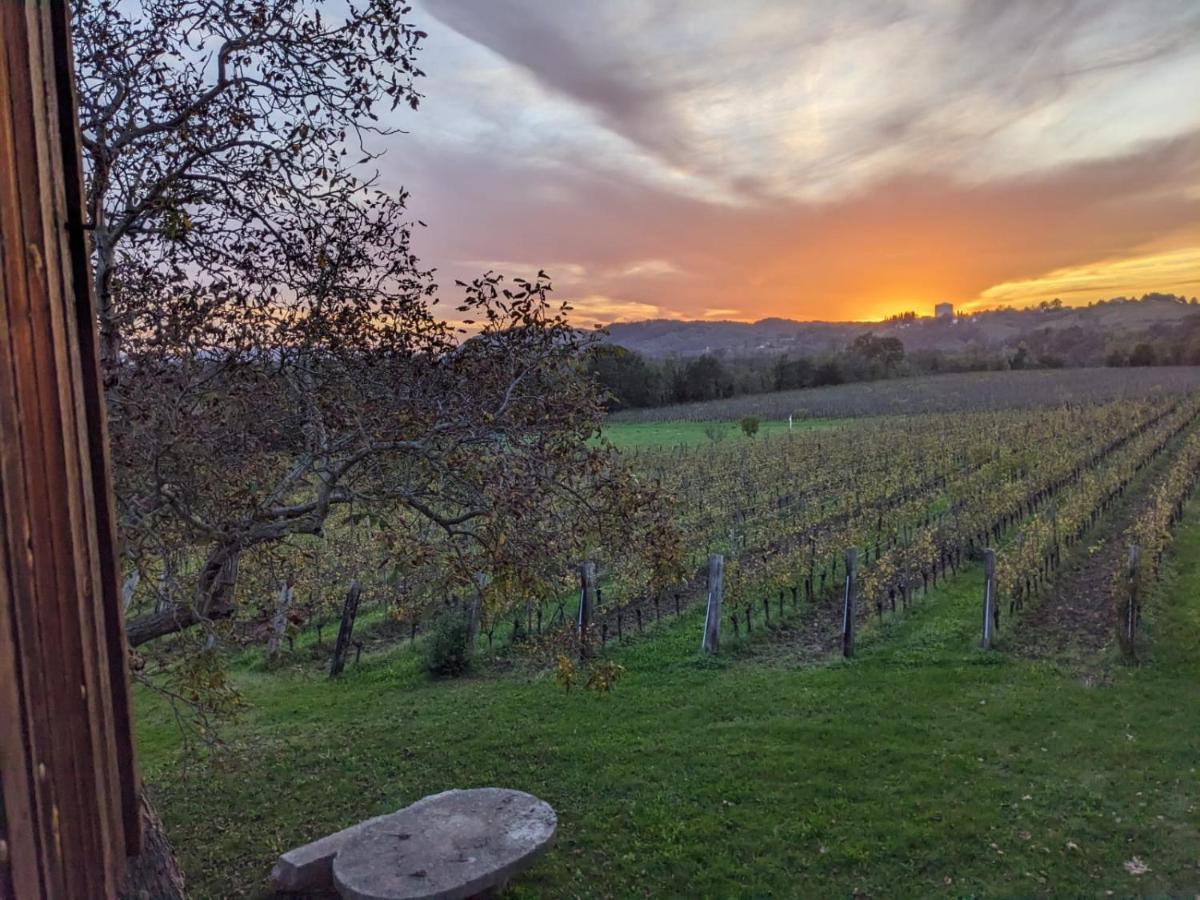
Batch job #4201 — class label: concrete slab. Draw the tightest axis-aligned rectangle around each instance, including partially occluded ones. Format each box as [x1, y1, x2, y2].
[270, 791, 456, 893]
[331, 788, 557, 900]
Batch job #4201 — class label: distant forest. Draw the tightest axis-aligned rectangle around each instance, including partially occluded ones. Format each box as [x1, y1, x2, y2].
[588, 293, 1200, 410]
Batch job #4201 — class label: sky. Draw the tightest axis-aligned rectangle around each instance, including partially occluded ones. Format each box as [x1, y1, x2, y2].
[376, 0, 1200, 325]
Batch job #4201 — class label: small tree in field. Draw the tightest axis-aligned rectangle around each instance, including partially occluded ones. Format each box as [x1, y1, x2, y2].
[740, 416, 761, 438]
[424, 607, 473, 677]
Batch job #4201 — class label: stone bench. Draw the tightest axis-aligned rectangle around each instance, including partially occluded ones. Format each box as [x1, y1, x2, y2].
[271, 788, 557, 899]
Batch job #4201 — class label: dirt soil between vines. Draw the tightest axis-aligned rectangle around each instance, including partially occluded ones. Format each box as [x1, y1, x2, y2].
[1009, 469, 1170, 663]
[1009, 527, 1125, 661]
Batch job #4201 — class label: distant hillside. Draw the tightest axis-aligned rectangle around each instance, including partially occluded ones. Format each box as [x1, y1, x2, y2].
[601, 294, 1200, 359]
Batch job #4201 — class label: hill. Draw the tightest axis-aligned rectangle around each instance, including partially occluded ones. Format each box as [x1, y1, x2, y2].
[601, 294, 1200, 360]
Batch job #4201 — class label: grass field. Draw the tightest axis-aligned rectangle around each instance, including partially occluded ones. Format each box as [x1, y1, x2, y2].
[138, 500, 1200, 897]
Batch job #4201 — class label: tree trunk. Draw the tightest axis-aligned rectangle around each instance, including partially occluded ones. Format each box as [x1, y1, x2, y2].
[467, 573, 486, 653]
[266, 579, 293, 663]
[124, 602, 234, 646]
[93, 236, 122, 380]
[122, 571, 141, 611]
[125, 549, 240, 646]
[154, 569, 171, 613]
[118, 787, 186, 900]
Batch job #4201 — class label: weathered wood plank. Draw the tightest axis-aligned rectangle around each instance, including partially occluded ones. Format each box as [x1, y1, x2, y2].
[0, 0, 139, 895]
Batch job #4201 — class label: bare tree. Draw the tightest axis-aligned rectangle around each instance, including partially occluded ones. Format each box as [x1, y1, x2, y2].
[74, 0, 425, 372]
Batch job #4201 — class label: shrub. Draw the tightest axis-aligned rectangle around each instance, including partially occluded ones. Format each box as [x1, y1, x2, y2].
[740, 416, 760, 437]
[1130, 343, 1157, 367]
[425, 608, 472, 677]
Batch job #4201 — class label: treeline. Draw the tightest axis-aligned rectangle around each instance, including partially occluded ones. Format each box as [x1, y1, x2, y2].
[1013, 311, 1200, 370]
[588, 325, 1200, 411]
[586, 334, 985, 410]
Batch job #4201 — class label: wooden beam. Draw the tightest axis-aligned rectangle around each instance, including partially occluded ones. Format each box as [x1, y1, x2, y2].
[0, 1, 140, 896]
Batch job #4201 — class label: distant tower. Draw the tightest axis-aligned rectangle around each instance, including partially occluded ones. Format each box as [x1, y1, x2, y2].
[934, 302, 954, 320]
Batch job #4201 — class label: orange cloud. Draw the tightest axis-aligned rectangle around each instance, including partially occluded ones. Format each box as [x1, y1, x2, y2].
[565, 294, 678, 328]
[966, 247, 1200, 312]
[408, 131, 1200, 325]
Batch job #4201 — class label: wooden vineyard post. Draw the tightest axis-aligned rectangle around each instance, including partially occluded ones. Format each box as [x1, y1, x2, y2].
[578, 561, 596, 658]
[1124, 544, 1140, 657]
[841, 548, 857, 658]
[702, 554, 724, 654]
[981, 549, 996, 649]
[329, 580, 363, 677]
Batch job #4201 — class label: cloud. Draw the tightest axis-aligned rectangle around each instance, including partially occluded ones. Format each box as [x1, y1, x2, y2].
[968, 247, 1200, 310]
[417, 0, 1200, 203]
[407, 125, 1200, 323]
[565, 294, 679, 328]
[456, 260, 590, 286]
[417, 1, 702, 169]
[616, 259, 684, 279]
[392, 1, 1200, 324]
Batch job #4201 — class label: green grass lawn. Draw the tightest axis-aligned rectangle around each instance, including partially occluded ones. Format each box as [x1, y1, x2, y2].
[600, 417, 844, 450]
[138, 506, 1200, 898]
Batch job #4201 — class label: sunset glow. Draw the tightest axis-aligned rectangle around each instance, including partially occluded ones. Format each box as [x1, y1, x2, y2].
[966, 247, 1200, 313]
[383, 1, 1200, 324]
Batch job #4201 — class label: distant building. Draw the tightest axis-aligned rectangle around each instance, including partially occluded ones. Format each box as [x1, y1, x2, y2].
[934, 302, 954, 320]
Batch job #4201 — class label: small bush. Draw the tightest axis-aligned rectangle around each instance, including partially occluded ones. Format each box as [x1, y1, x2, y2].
[740, 416, 760, 437]
[585, 660, 625, 694]
[1130, 343, 1157, 367]
[425, 608, 472, 677]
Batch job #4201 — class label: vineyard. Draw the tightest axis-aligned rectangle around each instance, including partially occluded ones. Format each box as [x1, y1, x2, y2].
[134, 378, 1200, 898]
[560, 391, 1199, 661]
[198, 390, 1200, 670]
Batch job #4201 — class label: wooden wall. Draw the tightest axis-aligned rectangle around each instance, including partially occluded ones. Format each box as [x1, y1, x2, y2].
[0, 1, 140, 897]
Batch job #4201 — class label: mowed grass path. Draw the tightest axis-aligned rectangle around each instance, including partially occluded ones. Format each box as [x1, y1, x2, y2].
[138, 509, 1200, 897]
